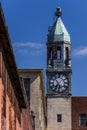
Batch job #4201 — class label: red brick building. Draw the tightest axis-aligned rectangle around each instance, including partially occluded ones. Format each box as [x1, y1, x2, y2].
[72, 97, 87, 130]
[0, 5, 33, 130]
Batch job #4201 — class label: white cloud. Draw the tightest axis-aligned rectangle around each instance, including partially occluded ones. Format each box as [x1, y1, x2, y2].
[13, 42, 45, 49]
[73, 46, 87, 56]
[16, 49, 29, 55]
[13, 42, 46, 56]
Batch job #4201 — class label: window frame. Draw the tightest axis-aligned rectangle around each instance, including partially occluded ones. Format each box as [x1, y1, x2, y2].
[79, 114, 87, 127]
[57, 47, 61, 60]
[23, 78, 30, 103]
[57, 114, 62, 123]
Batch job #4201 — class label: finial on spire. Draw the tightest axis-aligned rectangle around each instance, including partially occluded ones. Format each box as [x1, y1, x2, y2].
[55, 7, 62, 17]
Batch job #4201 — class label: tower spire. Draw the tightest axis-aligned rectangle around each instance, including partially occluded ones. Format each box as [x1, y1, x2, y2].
[55, 7, 62, 17]
[47, 6, 70, 43]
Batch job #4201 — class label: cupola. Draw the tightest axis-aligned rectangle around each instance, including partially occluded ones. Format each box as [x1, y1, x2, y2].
[47, 7, 70, 43]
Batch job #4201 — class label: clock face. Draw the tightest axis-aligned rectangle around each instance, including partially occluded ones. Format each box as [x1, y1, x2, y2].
[49, 73, 68, 93]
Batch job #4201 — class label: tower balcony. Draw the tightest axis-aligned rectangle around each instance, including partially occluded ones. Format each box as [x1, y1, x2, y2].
[47, 59, 64, 68]
[47, 59, 72, 71]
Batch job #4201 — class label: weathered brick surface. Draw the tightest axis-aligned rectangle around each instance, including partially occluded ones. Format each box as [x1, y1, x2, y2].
[21, 108, 34, 130]
[0, 54, 21, 129]
[0, 79, 4, 130]
[72, 97, 87, 130]
[0, 49, 34, 130]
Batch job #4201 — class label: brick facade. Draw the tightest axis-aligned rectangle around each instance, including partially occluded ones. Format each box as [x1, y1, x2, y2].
[72, 97, 87, 130]
[0, 52, 34, 130]
[0, 50, 21, 130]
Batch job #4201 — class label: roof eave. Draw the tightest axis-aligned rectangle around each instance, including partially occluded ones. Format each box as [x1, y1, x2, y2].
[0, 5, 26, 108]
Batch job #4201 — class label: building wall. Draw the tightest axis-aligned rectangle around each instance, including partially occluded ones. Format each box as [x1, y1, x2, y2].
[21, 108, 34, 130]
[72, 97, 87, 130]
[47, 97, 71, 130]
[19, 69, 46, 130]
[0, 46, 33, 130]
[30, 73, 45, 130]
[0, 52, 21, 130]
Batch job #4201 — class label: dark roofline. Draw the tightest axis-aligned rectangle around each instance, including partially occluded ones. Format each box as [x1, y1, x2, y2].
[18, 68, 44, 73]
[0, 5, 26, 108]
[72, 96, 87, 98]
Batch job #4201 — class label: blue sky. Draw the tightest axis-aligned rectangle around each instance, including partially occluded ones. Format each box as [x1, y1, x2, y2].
[1, 0, 87, 96]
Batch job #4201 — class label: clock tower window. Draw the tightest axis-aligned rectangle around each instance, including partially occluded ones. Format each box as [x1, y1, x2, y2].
[52, 47, 57, 60]
[65, 47, 71, 66]
[57, 47, 61, 60]
[66, 47, 68, 59]
[47, 47, 52, 66]
[65, 47, 70, 59]
[50, 48, 52, 59]
[47, 47, 52, 60]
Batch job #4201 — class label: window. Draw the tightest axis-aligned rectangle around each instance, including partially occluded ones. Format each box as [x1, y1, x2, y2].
[66, 47, 68, 59]
[49, 48, 52, 59]
[52, 47, 57, 60]
[79, 114, 87, 126]
[57, 47, 61, 59]
[57, 114, 62, 122]
[23, 78, 30, 103]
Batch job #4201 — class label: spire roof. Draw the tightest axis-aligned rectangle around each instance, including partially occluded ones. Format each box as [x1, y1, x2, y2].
[48, 7, 70, 43]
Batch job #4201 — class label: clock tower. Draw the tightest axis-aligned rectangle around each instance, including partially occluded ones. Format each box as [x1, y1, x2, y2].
[46, 7, 72, 97]
[46, 7, 72, 130]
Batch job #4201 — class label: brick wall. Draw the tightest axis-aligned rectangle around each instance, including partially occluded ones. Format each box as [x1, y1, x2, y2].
[72, 97, 87, 130]
[0, 51, 21, 130]
[0, 50, 33, 130]
[21, 109, 31, 130]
